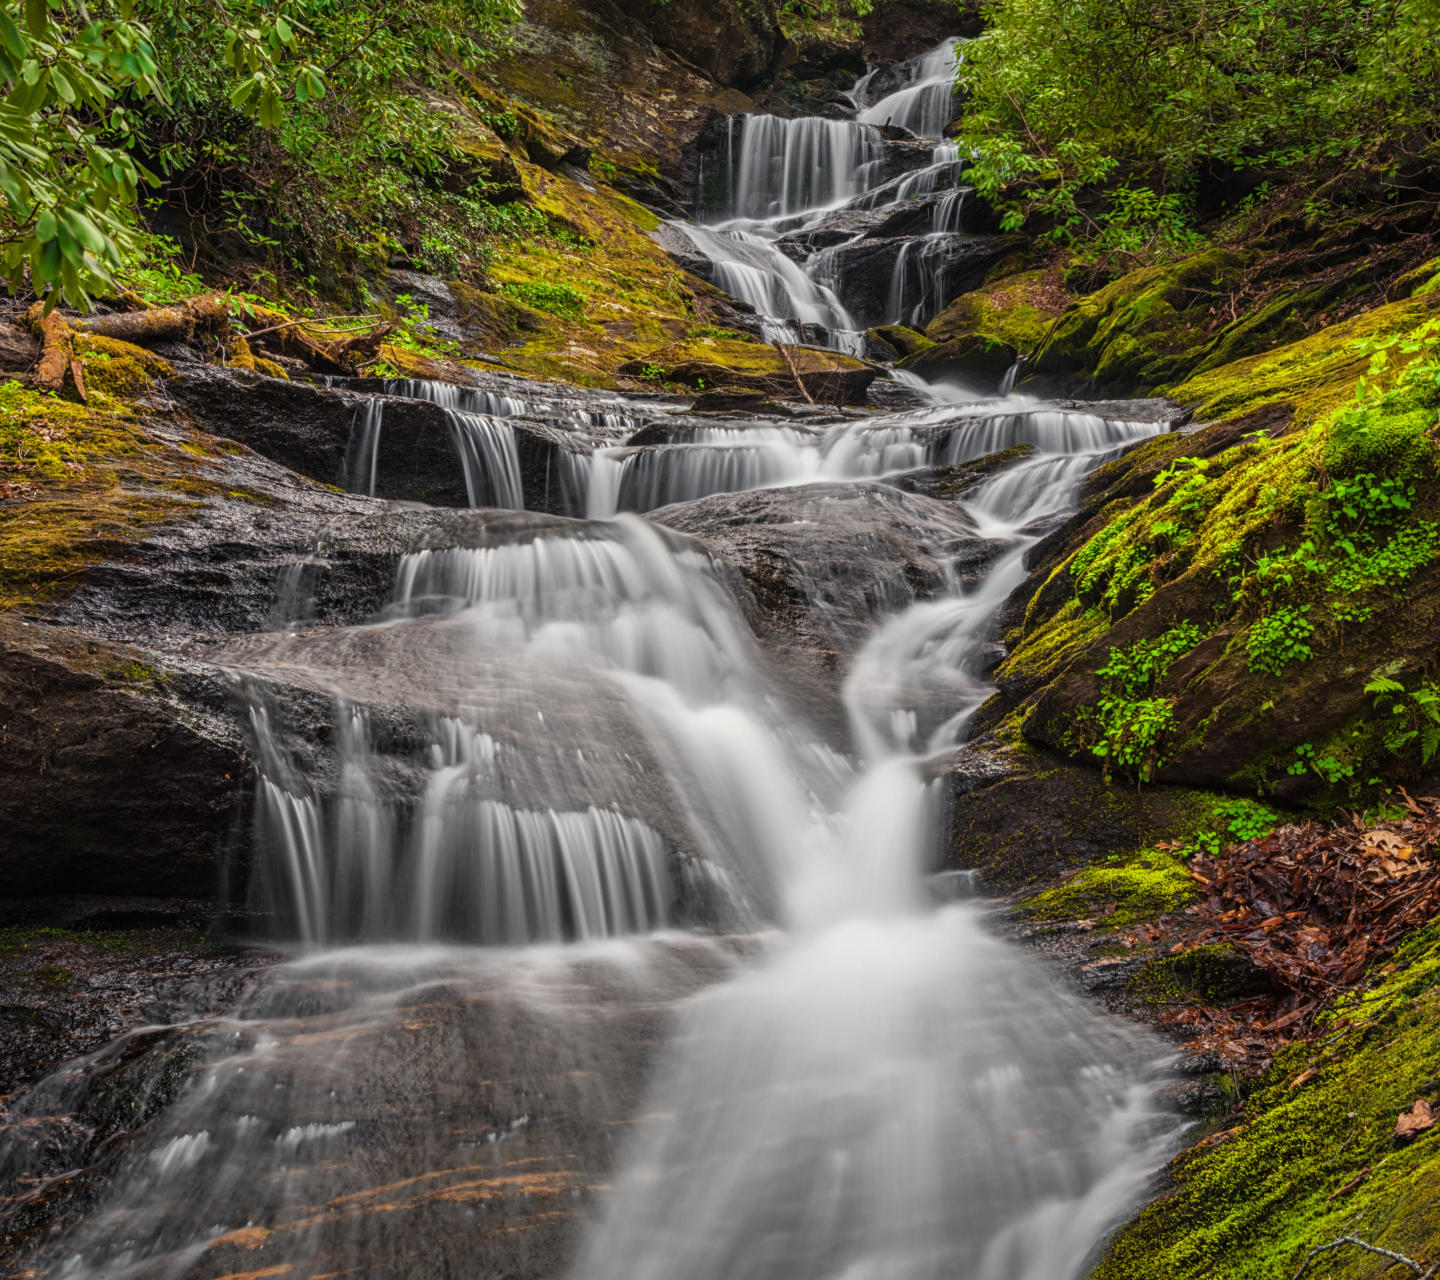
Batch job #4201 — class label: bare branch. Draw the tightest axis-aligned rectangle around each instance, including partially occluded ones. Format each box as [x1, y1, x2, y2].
[1292, 1235, 1435, 1280]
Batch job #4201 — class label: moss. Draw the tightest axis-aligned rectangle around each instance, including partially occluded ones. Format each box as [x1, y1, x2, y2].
[1129, 943, 1271, 1005]
[0, 379, 268, 608]
[1020, 851, 1200, 927]
[1095, 920, 1440, 1280]
[1166, 289, 1440, 426]
[72, 332, 174, 398]
[925, 266, 1072, 354]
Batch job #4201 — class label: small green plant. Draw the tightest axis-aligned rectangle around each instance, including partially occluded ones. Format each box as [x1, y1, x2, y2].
[1365, 676, 1440, 763]
[639, 363, 665, 381]
[1246, 605, 1315, 675]
[1287, 742, 1356, 785]
[1080, 621, 1204, 782]
[501, 280, 587, 320]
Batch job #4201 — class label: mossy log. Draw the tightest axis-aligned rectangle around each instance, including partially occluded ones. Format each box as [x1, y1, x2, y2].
[26, 294, 389, 383]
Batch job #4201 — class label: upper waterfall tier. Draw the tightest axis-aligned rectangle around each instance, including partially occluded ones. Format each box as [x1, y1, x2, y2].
[667, 40, 987, 351]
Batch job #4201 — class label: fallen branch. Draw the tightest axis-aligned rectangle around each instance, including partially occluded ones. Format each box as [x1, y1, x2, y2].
[1292, 1235, 1436, 1280]
[772, 340, 815, 404]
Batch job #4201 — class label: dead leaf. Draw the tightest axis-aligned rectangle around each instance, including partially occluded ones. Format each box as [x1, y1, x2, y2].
[1288, 1067, 1319, 1091]
[1396, 1099, 1435, 1141]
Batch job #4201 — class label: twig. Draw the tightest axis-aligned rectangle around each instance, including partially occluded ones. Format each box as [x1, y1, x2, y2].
[1292, 1235, 1435, 1280]
[771, 341, 815, 404]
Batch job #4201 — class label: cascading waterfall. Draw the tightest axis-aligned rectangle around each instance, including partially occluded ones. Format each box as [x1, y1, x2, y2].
[856, 38, 964, 137]
[3, 53, 1192, 1280]
[670, 40, 986, 352]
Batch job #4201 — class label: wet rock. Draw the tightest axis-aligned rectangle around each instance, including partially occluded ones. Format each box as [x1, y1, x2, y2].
[0, 615, 249, 898]
[860, 0, 983, 68]
[167, 365, 598, 513]
[866, 324, 934, 359]
[688, 388, 799, 416]
[887, 442, 1035, 500]
[652, 481, 1006, 741]
[935, 733, 1214, 892]
[818, 235, 1027, 330]
[900, 333, 1019, 389]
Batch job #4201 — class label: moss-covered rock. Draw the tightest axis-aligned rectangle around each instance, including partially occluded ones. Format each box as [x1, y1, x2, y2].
[619, 337, 876, 403]
[1095, 920, 1440, 1280]
[900, 332, 1017, 386]
[71, 334, 174, 398]
[983, 299, 1440, 805]
[866, 324, 934, 359]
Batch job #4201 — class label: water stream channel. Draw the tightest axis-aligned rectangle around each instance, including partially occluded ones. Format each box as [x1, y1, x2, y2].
[2, 44, 1193, 1280]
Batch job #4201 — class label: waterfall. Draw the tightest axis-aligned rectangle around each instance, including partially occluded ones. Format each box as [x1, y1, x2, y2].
[338, 398, 384, 495]
[445, 409, 524, 509]
[856, 38, 964, 138]
[668, 40, 984, 350]
[6, 43, 1189, 1280]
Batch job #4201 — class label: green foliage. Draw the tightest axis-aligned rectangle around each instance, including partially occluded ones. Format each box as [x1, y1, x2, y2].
[1365, 675, 1440, 763]
[0, 0, 166, 306]
[501, 279, 586, 320]
[1, 0, 523, 307]
[956, 0, 1440, 254]
[1245, 605, 1315, 675]
[1080, 622, 1204, 782]
[1286, 741, 1356, 786]
[1177, 796, 1283, 858]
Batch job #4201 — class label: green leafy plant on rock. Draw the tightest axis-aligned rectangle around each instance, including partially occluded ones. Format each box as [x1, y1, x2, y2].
[1076, 621, 1204, 782]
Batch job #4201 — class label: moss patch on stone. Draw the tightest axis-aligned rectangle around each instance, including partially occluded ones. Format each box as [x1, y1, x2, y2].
[1020, 850, 1199, 927]
[0, 379, 274, 609]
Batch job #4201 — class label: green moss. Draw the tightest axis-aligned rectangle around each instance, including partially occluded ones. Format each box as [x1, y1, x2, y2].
[1021, 851, 1199, 927]
[1095, 921, 1440, 1280]
[1128, 943, 1269, 1005]
[925, 266, 1071, 354]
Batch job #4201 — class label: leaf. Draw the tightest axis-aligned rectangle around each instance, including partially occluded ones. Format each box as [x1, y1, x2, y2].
[24, 0, 47, 38]
[34, 208, 55, 241]
[0, 10, 29, 59]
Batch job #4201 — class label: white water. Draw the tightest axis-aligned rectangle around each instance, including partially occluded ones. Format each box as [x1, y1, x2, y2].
[857, 38, 965, 137]
[674, 40, 978, 350]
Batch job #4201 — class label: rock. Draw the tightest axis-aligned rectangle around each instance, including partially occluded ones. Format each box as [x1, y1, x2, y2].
[860, 0, 982, 66]
[0, 615, 248, 898]
[935, 732, 1217, 891]
[651, 481, 1006, 741]
[167, 365, 602, 514]
[900, 333, 1018, 388]
[817, 234, 1028, 330]
[0, 321, 39, 371]
[866, 324, 934, 359]
[610, 0, 784, 88]
[886, 443, 1035, 500]
[619, 338, 877, 405]
[791, 34, 866, 79]
[688, 387, 796, 415]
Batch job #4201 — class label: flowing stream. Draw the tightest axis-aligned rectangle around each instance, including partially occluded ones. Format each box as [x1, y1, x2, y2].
[1, 42, 1189, 1280]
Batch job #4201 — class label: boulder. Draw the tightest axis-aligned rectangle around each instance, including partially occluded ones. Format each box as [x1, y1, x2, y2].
[167, 366, 599, 514]
[860, 0, 982, 67]
[609, 0, 784, 88]
[0, 615, 248, 898]
[651, 481, 1007, 741]
[899, 333, 1018, 388]
[618, 338, 877, 405]
[866, 324, 934, 359]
